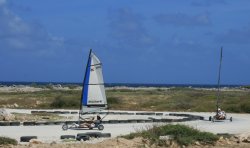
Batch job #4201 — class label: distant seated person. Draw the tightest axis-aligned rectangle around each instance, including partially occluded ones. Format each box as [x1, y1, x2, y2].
[94, 115, 101, 124]
[217, 108, 226, 119]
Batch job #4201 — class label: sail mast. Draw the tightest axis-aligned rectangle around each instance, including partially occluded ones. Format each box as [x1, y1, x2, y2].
[216, 47, 223, 115]
[80, 49, 92, 112]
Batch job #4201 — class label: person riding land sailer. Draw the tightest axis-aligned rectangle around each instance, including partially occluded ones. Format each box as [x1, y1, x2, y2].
[217, 108, 226, 119]
[79, 115, 101, 128]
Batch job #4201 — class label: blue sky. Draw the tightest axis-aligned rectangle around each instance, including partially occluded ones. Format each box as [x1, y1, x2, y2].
[0, 0, 250, 84]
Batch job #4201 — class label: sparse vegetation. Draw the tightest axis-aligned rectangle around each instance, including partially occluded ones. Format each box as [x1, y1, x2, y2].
[45, 83, 54, 89]
[242, 85, 250, 89]
[50, 95, 79, 108]
[13, 112, 67, 121]
[0, 136, 17, 145]
[107, 97, 120, 107]
[65, 84, 80, 89]
[0, 87, 250, 113]
[122, 124, 219, 146]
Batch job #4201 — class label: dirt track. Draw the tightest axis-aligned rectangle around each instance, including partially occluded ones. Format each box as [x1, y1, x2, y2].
[1, 109, 250, 145]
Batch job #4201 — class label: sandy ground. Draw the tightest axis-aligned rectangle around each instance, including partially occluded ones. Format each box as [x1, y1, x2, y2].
[183, 112, 250, 136]
[0, 122, 154, 143]
[1, 109, 250, 145]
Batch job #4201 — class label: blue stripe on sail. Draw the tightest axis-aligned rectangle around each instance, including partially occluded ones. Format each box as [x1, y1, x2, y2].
[82, 57, 91, 106]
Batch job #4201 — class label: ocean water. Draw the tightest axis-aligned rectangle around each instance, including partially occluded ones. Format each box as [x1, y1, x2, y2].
[0, 81, 241, 88]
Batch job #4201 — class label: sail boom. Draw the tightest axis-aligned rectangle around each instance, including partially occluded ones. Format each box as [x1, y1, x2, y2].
[90, 63, 102, 66]
[83, 84, 105, 85]
[87, 104, 107, 107]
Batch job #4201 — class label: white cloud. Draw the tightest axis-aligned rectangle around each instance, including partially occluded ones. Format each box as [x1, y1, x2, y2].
[0, 1, 65, 57]
[108, 8, 156, 48]
[153, 13, 211, 27]
[0, 0, 6, 6]
[216, 25, 250, 44]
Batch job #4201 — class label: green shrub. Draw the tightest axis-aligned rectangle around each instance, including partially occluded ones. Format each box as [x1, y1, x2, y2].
[194, 132, 219, 144]
[122, 133, 140, 139]
[225, 105, 241, 113]
[242, 85, 250, 89]
[50, 95, 79, 108]
[45, 83, 54, 89]
[0, 136, 17, 145]
[122, 124, 218, 146]
[240, 103, 250, 113]
[65, 84, 80, 89]
[107, 97, 120, 104]
[31, 82, 39, 88]
[50, 96, 65, 108]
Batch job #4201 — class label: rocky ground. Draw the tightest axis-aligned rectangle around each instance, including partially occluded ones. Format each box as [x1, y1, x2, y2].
[1, 135, 250, 148]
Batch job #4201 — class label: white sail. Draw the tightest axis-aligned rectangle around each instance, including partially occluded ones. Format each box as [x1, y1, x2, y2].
[81, 50, 107, 112]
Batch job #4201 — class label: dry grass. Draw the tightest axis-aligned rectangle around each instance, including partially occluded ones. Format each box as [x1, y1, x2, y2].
[12, 113, 68, 121]
[0, 87, 250, 113]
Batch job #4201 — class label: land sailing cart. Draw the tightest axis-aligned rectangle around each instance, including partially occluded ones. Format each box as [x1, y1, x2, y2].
[62, 49, 108, 130]
[62, 115, 105, 130]
[209, 47, 232, 122]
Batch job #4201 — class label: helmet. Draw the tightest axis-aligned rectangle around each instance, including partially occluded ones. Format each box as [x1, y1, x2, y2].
[97, 115, 101, 120]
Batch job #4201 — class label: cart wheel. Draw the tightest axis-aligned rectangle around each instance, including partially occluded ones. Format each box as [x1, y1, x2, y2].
[62, 124, 68, 130]
[230, 117, 232, 122]
[209, 116, 212, 121]
[98, 124, 104, 130]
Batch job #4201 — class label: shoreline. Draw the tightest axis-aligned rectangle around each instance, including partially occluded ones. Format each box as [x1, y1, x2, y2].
[0, 84, 248, 93]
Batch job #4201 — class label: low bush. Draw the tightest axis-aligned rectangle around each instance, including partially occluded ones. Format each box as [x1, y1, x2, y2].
[122, 124, 218, 146]
[50, 95, 79, 108]
[225, 105, 241, 113]
[242, 85, 250, 89]
[0, 136, 17, 145]
[240, 103, 250, 113]
[107, 97, 120, 104]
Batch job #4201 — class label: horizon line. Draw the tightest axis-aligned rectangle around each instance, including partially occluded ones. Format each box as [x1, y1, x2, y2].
[0, 81, 247, 86]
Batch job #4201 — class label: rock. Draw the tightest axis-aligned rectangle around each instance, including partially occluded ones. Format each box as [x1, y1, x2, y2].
[234, 135, 240, 139]
[159, 135, 174, 146]
[229, 136, 238, 142]
[0, 114, 4, 121]
[2, 109, 8, 114]
[195, 141, 201, 146]
[35, 101, 42, 106]
[0, 115, 4, 121]
[225, 138, 231, 145]
[0, 108, 15, 121]
[242, 137, 250, 143]
[159, 135, 174, 140]
[29, 139, 42, 144]
[50, 141, 57, 146]
[218, 136, 225, 142]
[13, 103, 19, 108]
[4, 114, 15, 121]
